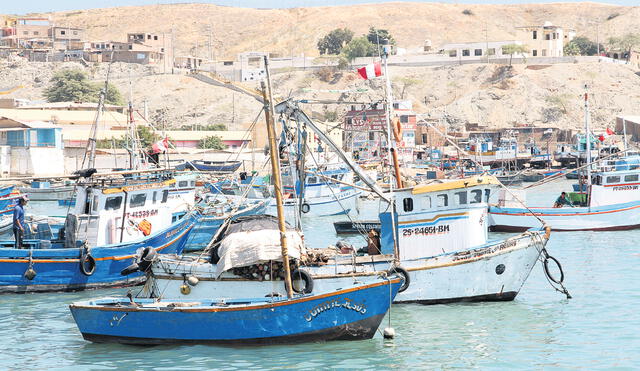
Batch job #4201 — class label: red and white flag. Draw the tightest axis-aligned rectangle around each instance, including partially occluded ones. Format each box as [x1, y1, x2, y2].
[152, 137, 170, 154]
[598, 128, 614, 142]
[606, 127, 614, 136]
[357, 62, 382, 80]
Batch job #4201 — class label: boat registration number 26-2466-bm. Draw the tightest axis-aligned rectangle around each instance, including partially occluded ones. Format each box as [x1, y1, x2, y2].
[402, 225, 450, 237]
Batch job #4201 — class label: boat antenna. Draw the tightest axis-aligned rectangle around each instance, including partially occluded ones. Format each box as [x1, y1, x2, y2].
[263, 56, 294, 299]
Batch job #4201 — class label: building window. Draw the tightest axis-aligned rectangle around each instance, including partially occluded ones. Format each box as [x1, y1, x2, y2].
[532, 30, 537, 39]
[161, 48, 164, 52]
[449, 50, 457, 57]
[474, 49, 482, 56]
[402, 197, 414, 212]
[368, 131, 375, 141]
[488, 48, 496, 56]
[154, 35, 158, 40]
[147, 35, 152, 39]
[421, 133, 427, 143]
[532, 50, 538, 56]
[400, 115, 408, 123]
[542, 49, 547, 56]
[546, 34, 551, 40]
[60, 30, 65, 35]
[23, 31, 28, 35]
[462, 49, 470, 56]
[33, 31, 39, 35]
[73, 31, 78, 35]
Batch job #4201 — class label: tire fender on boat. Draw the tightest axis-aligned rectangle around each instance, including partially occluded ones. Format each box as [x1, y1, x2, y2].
[301, 203, 310, 214]
[387, 266, 410, 292]
[137, 247, 158, 273]
[80, 252, 96, 276]
[291, 269, 314, 294]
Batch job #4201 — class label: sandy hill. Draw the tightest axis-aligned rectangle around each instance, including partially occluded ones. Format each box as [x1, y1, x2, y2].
[11, 2, 640, 58]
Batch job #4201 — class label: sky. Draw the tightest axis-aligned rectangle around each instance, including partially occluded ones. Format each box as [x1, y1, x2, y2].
[2, 0, 637, 15]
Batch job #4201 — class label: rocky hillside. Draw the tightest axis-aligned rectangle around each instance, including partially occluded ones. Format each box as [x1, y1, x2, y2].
[2, 57, 639, 131]
[7, 2, 640, 58]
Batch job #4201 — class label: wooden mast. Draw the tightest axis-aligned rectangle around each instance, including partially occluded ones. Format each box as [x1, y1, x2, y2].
[262, 56, 294, 299]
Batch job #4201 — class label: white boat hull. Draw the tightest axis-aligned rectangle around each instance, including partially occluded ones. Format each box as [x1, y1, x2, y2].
[146, 231, 546, 304]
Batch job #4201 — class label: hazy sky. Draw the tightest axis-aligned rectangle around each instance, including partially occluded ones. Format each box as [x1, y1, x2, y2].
[4, 0, 636, 15]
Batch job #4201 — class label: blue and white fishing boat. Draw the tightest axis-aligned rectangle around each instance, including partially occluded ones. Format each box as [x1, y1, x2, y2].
[489, 90, 640, 232]
[174, 160, 242, 173]
[0, 171, 198, 293]
[0, 186, 21, 216]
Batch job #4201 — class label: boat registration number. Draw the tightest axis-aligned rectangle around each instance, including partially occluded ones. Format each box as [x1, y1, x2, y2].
[402, 225, 450, 237]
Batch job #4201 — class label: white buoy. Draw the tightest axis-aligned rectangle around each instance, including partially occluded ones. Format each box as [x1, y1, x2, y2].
[187, 276, 199, 286]
[383, 327, 395, 339]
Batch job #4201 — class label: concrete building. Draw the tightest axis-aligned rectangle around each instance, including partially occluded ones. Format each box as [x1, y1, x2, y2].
[0, 116, 65, 176]
[516, 21, 575, 58]
[86, 32, 173, 70]
[616, 115, 640, 141]
[343, 100, 416, 161]
[440, 40, 522, 61]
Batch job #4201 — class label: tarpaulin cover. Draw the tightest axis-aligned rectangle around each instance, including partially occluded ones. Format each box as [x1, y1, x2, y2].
[215, 215, 303, 276]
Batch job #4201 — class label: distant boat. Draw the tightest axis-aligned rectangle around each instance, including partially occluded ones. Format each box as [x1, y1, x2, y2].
[333, 219, 381, 234]
[19, 183, 74, 201]
[175, 160, 241, 173]
[69, 275, 401, 345]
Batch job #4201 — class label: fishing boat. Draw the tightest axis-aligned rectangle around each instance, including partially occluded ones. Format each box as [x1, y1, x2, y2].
[18, 181, 74, 201]
[69, 71, 400, 345]
[0, 170, 198, 293]
[136, 73, 563, 304]
[333, 219, 381, 234]
[0, 186, 21, 216]
[489, 89, 640, 231]
[174, 160, 242, 173]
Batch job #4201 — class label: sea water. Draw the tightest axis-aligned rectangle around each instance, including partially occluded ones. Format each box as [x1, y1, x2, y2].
[1, 180, 639, 369]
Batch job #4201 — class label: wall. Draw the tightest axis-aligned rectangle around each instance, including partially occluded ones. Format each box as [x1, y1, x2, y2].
[9, 147, 65, 176]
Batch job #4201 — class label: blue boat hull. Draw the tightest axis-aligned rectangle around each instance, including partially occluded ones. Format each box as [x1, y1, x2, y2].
[69, 278, 401, 345]
[0, 213, 197, 293]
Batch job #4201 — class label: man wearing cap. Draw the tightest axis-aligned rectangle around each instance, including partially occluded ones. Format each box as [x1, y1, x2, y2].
[13, 197, 28, 249]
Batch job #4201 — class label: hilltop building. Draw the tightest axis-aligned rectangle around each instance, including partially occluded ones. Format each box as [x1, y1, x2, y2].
[515, 21, 575, 57]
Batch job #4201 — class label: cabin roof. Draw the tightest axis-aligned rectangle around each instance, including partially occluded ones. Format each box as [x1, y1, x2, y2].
[412, 176, 500, 195]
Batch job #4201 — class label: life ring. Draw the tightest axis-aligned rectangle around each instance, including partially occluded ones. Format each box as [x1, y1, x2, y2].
[301, 203, 310, 214]
[80, 253, 96, 276]
[387, 266, 410, 292]
[392, 117, 403, 143]
[291, 269, 314, 294]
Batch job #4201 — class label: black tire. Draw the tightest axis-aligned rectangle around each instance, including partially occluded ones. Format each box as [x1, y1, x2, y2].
[291, 269, 314, 294]
[388, 266, 410, 293]
[544, 255, 564, 284]
[301, 203, 310, 214]
[210, 246, 221, 264]
[80, 253, 96, 276]
[120, 263, 140, 276]
[137, 247, 158, 272]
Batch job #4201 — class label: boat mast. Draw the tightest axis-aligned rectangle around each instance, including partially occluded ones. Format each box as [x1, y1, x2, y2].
[584, 85, 592, 190]
[82, 59, 113, 170]
[381, 39, 401, 261]
[263, 56, 294, 299]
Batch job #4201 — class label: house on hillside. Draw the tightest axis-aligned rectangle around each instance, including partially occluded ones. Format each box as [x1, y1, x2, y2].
[440, 40, 521, 61]
[515, 21, 575, 58]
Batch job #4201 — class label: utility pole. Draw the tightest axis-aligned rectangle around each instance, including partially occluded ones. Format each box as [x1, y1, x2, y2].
[485, 22, 489, 64]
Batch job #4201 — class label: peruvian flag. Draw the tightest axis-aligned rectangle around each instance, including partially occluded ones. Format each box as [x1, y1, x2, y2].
[152, 137, 170, 154]
[598, 128, 615, 142]
[357, 62, 382, 80]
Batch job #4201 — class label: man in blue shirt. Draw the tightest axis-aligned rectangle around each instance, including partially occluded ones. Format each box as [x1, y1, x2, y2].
[13, 197, 28, 249]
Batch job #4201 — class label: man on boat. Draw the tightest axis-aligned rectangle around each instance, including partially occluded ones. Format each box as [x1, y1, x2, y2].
[12, 196, 28, 249]
[553, 192, 571, 208]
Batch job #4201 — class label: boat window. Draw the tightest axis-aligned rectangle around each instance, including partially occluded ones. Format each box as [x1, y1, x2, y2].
[178, 181, 188, 188]
[307, 177, 317, 184]
[152, 191, 157, 204]
[91, 195, 99, 212]
[455, 191, 467, 205]
[437, 194, 448, 207]
[190, 181, 196, 187]
[624, 174, 639, 182]
[484, 189, 491, 202]
[606, 176, 621, 184]
[130, 193, 147, 208]
[161, 190, 169, 203]
[470, 189, 482, 203]
[421, 196, 431, 209]
[403, 197, 413, 212]
[104, 196, 123, 210]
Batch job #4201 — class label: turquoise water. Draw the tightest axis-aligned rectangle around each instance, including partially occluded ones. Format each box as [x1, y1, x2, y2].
[3, 182, 640, 369]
